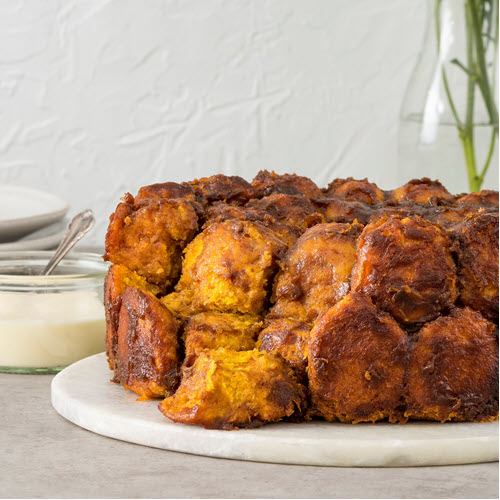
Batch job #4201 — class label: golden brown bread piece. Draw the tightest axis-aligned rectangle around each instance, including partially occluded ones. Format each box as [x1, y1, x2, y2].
[159, 348, 306, 429]
[252, 170, 323, 198]
[246, 194, 324, 231]
[104, 264, 159, 373]
[370, 201, 465, 231]
[183, 312, 262, 364]
[134, 182, 205, 221]
[323, 177, 384, 205]
[308, 293, 408, 423]
[185, 174, 255, 206]
[160, 289, 198, 320]
[391, 178, 454, 204]
[405, 307, 498, 422]
[369, 201, 425, 224]
[115, 287, 181, 399]
[104, 194, 198, 288]
[351, 216, 458, 326]
[323, 198, 374, 225]
[271, 222, 362, 323]
[257, 317, 311, 377]
[456, 189, 499, 207]
[455, 211, 499, 321]
[134, 182, 197, 203]
[174, 219, 287, 315]
[423, 204, 469, 231]
[204, 202, 300, 247]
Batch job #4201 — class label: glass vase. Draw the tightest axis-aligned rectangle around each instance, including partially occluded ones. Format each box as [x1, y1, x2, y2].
[398, 0, 498, 194]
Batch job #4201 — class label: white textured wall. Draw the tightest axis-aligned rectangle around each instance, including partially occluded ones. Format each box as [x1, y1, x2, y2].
[0, 0, 425, 244]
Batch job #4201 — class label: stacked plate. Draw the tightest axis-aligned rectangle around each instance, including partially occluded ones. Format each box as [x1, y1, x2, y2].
[0, 185, 69, 251]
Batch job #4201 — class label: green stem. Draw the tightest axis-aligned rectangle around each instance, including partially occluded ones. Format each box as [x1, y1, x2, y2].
[478, 127, 497, 183]
[492, 0, 499, 94]
[469, 0, 499, 128]
[461, 132, 481, 191]
[463, 0, 477, 192]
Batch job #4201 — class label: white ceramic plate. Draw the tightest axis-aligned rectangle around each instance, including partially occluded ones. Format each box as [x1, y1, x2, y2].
[0, 217, 68, 251]
[0, 185, 68, 242]
[51, 353, 499, 467]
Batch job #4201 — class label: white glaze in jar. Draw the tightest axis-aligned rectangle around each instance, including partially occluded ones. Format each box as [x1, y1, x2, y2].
[0, 252, 107, 372]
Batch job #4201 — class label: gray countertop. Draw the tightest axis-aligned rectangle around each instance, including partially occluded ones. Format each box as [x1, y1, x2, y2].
[1, 373, 498, 499]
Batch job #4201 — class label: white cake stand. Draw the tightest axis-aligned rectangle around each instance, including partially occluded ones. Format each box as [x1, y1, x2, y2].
[51, 353, 498, 467]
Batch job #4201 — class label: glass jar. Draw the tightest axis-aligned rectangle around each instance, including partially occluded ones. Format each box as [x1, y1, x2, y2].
[398, 0, 498, 194]
[0, 251, 108, 374]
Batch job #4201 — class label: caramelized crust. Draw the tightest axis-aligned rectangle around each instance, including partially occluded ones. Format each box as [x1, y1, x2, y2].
[323, 198, 374, 225]
[308, 293, 408, 423]
[457, 190, 499, 207]
[391, 178, 454, 204]
[323, 177, 384, 205]
[369, 201, 426, 224]
[252, 170, 323, 198]
[204, 202, 300, 247]
[185, 174, 254, 206]
[257, 317, 311, 376]
[115, 287, 180, 399]
[104, 195, 198, 287]
[351, 216, 458, 326]
[271, 222, 362, 322]
[405, 307, 498, 422]
[184, 312, 262, 363]
[370, 201, 465, 231]
[159, 348, 306, 429]
[246, 194, 324, 231]
[134, 182, 196, 203]
[456, 212, 499, 321]
[175, 220, 287, 315]
[104, 264, 159, 373]
[423, 205, 468, 230]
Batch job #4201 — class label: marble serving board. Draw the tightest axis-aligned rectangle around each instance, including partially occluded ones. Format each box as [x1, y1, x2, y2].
[51, 353, 499, 467]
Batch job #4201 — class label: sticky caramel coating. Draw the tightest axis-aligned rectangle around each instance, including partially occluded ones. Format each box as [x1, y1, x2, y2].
[134, 182, 196, 203]
[115, 287, 180, 399]
[257, 317, 311, 376]
[391, 178, 454, 204]
[271, 222, 362, 323]
[183, 312, 262, 363]
[423, 205, 468, 231]
[456, 211, 499, 321]
[104, 194, 198, 287]
[323, 177, 384, 205]
[175, 219, 287, 315]
[159, 348, 306, 429]
[370, 201, 465, 231]
[204, 202, 300, 247]
[456, 190, 499, 207]
[405, 307, 498, 422]
[246, 194, 324, 231]
[323, 198, 374, 225]
[308, 293, 407, 423]
[369, 202, 426, 224]
[351, 216, 458, 326]
[252, 170, 323, 198]
[104, 264, 159, 373]
[185, 174, 254, 206]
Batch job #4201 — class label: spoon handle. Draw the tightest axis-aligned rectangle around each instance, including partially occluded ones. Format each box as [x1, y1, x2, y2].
[41, 209, 95, 276]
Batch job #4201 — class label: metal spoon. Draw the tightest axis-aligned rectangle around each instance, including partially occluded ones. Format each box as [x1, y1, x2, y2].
[41, 209, 95, 276]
